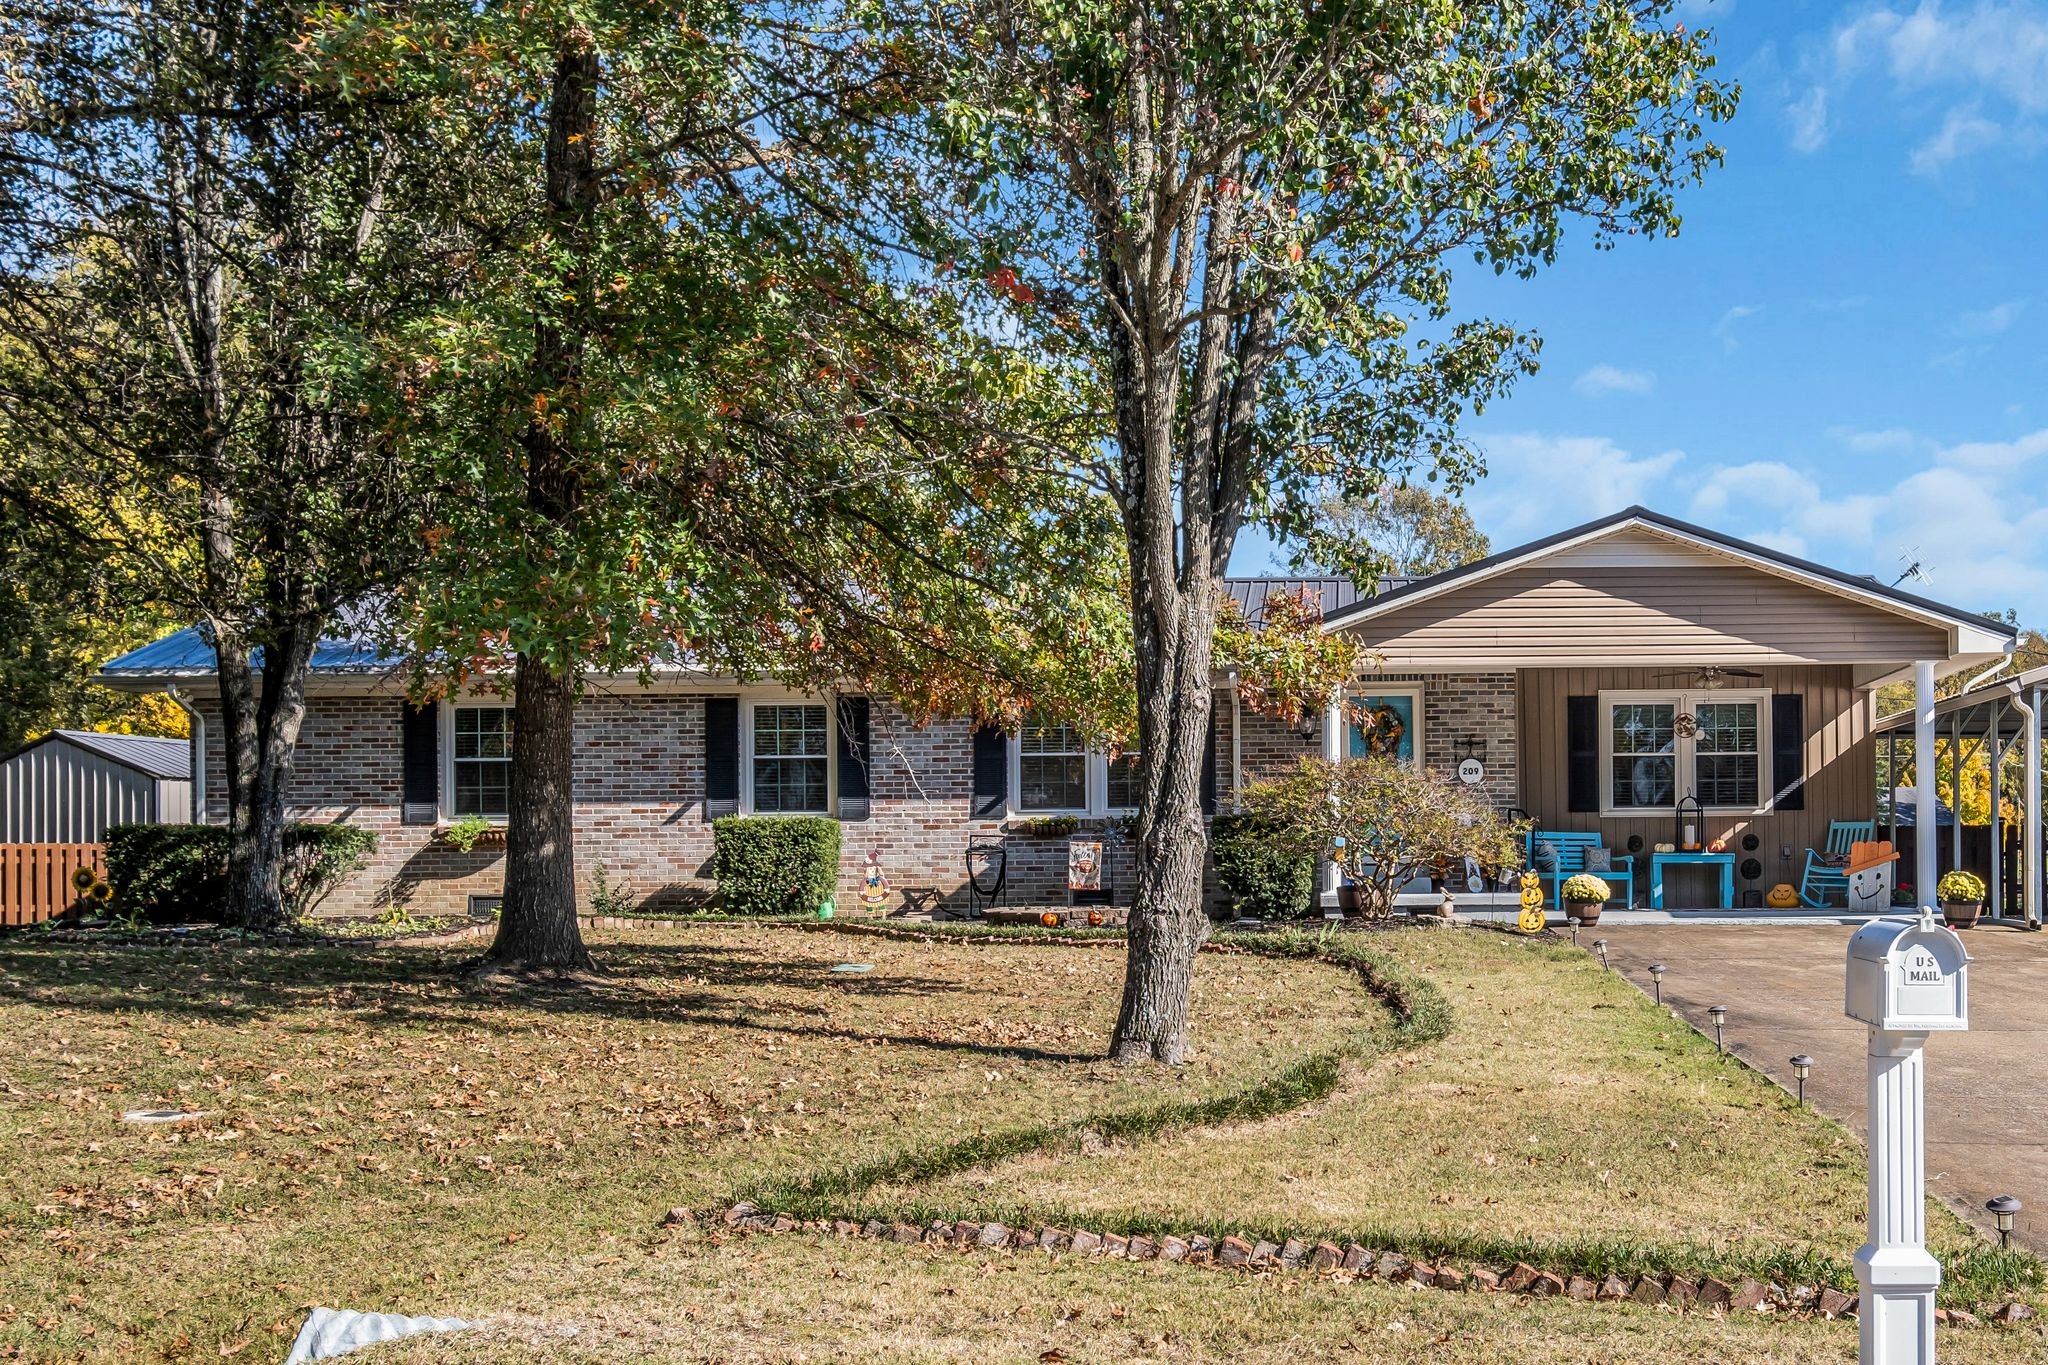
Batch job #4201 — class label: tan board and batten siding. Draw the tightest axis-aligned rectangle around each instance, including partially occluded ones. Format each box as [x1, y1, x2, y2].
[1516, 666, 1873, 879]
[1359, 528, 1950, 667]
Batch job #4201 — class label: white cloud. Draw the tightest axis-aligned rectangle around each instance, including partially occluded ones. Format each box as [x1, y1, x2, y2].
[1813, 2, 2048, 169]
[1910, 104, 2002, 173]
[1467, 424, 2048, 622]
[1787, 85, 1831, 152]
[1712, 304, 1763, 352]
[1827, 425, 1922, 454]
[1465, 434, 1685, 543]
[1572, 364, 1657, 398]
[1958, 298, 2028, 334]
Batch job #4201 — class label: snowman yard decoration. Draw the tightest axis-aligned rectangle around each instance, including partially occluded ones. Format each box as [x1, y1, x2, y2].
[1842, 840, 1900, 915]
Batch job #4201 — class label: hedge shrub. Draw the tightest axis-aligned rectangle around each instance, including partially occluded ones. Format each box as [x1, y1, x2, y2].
[711, 816, 842, 915]
[1210, 811, 1316, 920]
[106, 822, 379, 923]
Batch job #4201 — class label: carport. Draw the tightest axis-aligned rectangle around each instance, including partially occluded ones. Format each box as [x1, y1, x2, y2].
[1872, 664, 2047, 928]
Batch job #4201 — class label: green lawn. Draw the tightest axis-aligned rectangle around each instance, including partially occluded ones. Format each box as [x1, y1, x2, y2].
[0, 921, 2038, 1363]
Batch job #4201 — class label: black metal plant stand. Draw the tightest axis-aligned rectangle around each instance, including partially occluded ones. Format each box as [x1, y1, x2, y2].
[965, 835, 1007, 918]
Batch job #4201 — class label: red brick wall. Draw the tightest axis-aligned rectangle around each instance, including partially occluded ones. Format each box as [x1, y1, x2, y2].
[190, 672, 1517, 919]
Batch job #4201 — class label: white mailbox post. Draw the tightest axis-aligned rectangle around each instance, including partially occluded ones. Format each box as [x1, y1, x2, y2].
[1844, 908, 1971, 1365]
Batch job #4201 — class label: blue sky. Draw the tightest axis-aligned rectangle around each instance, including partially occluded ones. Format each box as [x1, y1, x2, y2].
[1231, 0, 2048, 622]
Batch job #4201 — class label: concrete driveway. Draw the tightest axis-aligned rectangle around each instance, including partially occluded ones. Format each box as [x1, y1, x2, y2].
[1589, 919, 2048, 1253]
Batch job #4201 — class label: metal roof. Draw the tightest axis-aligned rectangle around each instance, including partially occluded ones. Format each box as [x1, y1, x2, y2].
[1871, 663, 2048, 740]
[2, 729, 191, 781]
[1224, 576, 1369, 623]
[100, 625, 401, 680]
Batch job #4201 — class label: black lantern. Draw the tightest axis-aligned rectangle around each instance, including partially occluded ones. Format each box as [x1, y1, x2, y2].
[1676, 793, 1703, 852]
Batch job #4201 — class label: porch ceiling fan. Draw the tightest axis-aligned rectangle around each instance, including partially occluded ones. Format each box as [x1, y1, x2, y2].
[1653, 665, 1764, 689]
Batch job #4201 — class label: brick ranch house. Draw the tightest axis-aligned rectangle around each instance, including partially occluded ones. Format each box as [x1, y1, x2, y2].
[100, 508, 2012, 918]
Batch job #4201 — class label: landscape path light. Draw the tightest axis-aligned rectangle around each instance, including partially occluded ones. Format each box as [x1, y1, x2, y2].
[1988, 1195, 2021, 1249]
[1649, 962, 1667, 1005]
[1593, 938, 1609, 968]
[1789, 1053, 1814, 1107]
[1709, 1003, 1728, 1052]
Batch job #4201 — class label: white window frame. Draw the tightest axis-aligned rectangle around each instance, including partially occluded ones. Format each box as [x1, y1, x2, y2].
[1343, 684, 1425, 770]
[1598, 688, 1771, 817]
[741, 697, 837, 817]
[444, 700, 516, 823]
[1007, 719, 1139, 818]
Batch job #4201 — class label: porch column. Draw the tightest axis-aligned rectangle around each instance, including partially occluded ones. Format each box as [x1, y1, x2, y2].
[1990, 702, 2006, 919]
[2028, 685, 2043, 928]
[1886, 731, 1899, 845]
[1949, 710, 1964, 873]
[1320, 693, 1344, 911]
[1915, 660, 1937, 910]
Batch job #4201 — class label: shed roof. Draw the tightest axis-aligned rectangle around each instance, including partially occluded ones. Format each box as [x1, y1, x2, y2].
[2, 730, 190, 781]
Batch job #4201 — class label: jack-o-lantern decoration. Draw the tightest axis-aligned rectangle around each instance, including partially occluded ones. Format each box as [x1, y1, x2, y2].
[1764, 882, 1800, 909]
[1516, 871, 1547, 935]
[1040, 911, 1061, 927]
[1087, 910, 1104, 927]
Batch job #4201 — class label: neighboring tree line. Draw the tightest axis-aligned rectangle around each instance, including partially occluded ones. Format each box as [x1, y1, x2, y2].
[0, 0, 1732, 1061]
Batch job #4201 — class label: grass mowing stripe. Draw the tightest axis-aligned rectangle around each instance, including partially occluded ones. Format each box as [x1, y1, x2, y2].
[728, 927, 1441, 1217]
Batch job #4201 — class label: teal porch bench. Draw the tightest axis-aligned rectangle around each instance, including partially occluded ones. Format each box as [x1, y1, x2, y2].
[1526, 830, 1635, 909]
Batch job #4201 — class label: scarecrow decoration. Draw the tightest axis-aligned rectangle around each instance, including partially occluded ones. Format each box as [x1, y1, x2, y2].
[1842, 840, 1900, 916]
[859, 851, 891, 912]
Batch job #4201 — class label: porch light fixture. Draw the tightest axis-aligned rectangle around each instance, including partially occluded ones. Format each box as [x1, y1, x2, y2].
[1988, 1195, 2021, 1248]
[1593, 938, 1609, 968]
[1789, 1054, 1814, 1107]
[1295, 709, 1319, 740]
[1648, 963, 1666, 1005]
[1709, 1004, 1728, 1052]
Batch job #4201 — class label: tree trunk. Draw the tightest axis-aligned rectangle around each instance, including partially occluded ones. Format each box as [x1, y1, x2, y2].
[485, 653, 592, 971]
[478, 27, 599, 974]
[216, 616, 321, 931]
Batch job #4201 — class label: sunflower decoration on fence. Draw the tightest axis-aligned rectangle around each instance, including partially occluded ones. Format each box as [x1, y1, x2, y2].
[70, 863, 114, 913]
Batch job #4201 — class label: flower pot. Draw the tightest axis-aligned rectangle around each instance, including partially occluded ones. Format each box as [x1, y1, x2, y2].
[1337, 884, 1364, 916]
[1941, 900, 1983, 930]
[1565, 898, 1605, 925]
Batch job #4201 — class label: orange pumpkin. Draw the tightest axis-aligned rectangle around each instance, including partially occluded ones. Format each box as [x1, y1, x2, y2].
[1087, 910, 1104, 927]
[1040, 911, 1061, 927]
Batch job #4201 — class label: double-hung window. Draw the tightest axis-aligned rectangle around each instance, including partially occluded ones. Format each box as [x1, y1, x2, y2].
[752, 703, 830, 813]
[1602, 691, 1766, 814]
[1018, 718, 1089, 812]
[452, 706, 514, 818]
[1014, 715, 1140, 815]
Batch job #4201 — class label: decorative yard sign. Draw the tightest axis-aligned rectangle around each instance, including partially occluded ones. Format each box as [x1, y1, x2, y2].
[1844, 909, 1970, 1365]
[1067, 839, 1103, 893]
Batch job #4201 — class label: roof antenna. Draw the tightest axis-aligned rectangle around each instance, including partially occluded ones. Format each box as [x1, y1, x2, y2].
[1892, 549, 1925, 588]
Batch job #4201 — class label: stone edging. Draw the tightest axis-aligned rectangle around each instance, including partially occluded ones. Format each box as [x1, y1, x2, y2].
[696, 1203, 2037, 1330]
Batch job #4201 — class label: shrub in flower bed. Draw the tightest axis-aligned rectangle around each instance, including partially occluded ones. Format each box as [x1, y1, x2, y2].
[711, 815, 842, 915]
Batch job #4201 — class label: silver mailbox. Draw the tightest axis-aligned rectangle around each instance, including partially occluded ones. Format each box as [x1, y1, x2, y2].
[1845, 911, 1970, 1032]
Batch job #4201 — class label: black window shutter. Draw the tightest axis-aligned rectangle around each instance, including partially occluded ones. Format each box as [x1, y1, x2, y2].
[970, 722, 1008, 817]
[1771, 693, 1806, 811]
[1566, 695, 1599, 814]
[703, 696, 740, 820]
[400, 703, 439, 824]
[835, 696, 872, 822]
[1200, 711, 1218, 815]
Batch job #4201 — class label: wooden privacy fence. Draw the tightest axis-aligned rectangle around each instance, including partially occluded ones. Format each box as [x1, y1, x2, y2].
[0, 843, 106, 926]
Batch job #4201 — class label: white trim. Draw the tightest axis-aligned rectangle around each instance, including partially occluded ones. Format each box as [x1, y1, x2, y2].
[444, 700, 516, 823]
[1006, 720, 1139, 819]
[741, 697, 836, 817]
[1320, 515, 2009, 646]
[1342, 684, 1425, 770]
[1597, 688, 1772, 818]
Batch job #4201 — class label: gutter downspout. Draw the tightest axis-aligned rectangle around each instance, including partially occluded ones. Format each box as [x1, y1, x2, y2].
[2008, 681, 2042, 930]
[165, 685, 204, 825]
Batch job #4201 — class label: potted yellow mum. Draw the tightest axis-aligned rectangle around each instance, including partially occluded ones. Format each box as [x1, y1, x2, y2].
[1560, 873, 1613, 926]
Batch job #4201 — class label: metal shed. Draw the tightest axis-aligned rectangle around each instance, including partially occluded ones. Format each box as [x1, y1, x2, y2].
[0, 730, 193, 843]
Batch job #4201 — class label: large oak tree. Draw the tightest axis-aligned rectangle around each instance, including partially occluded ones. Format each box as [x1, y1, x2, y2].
[863, 0, 1735, 1060]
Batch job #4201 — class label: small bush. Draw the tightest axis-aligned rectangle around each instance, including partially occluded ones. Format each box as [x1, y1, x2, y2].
[1937, 869, 1986, 904]
[1211, 812, 1316, 919]
[107, 822, 378, 923]
[711, 816, 841, 915]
